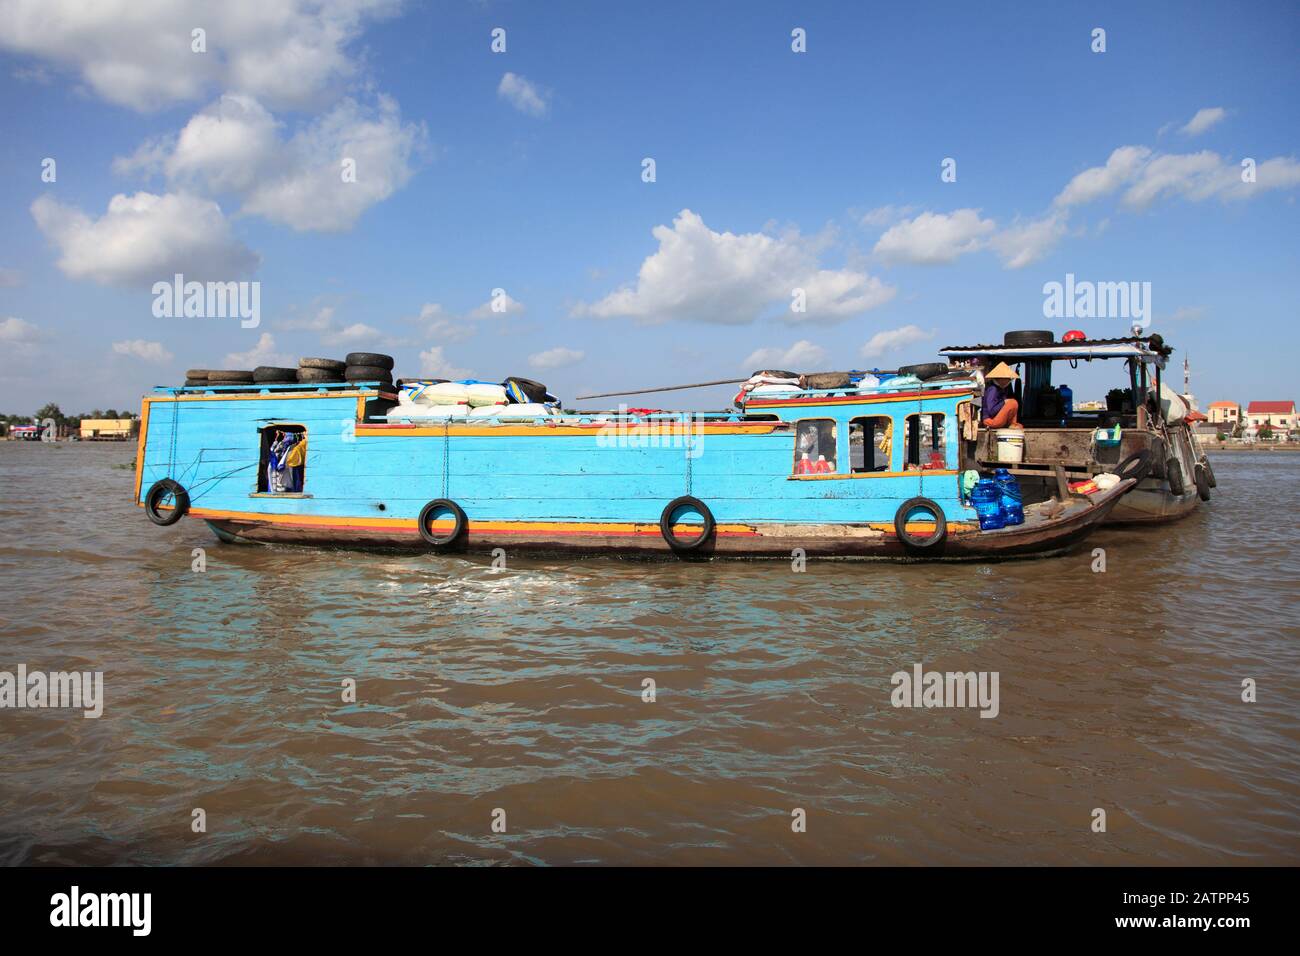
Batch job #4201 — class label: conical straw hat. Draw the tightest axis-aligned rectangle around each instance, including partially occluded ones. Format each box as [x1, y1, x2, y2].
[986, 361, 1019, 380]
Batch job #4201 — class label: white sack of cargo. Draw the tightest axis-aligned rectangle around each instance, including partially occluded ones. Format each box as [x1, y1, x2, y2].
[749, 382, 801, 396]
[1153, 381, 1188, 424]
[386, 404, 468, 420]
[468, 402, 556, 419]
[465, 383, 509, 406]
[411, 382, 469, 405]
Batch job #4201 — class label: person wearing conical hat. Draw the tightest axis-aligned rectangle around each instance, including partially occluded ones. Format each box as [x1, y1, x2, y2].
[981, 361, 1022, 429]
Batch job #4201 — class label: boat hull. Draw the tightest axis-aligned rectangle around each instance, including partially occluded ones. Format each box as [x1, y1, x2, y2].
[1102, 423, 1202, 525]
[198, 481, 1130, 561]
[1105, 481, 1200, 524]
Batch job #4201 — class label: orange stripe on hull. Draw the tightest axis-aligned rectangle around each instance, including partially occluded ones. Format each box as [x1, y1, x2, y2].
[190, 508, 760, 537]
[191, 507, 975, 539]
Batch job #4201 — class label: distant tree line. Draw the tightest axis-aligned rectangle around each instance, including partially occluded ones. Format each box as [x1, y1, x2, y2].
[2, 404, 137, 429]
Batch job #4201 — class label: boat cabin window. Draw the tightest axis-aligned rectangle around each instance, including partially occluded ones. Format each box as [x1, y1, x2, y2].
[849, 416, 893, 473]
[258, 424, 307, 493]
[905, 413, 947, 470]
[793, 419, 837, 474]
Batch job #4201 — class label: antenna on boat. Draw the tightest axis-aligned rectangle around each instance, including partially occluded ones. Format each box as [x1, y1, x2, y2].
[574, 378, 748, 401]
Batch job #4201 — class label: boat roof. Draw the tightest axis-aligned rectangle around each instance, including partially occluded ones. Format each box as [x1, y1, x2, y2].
[940, 335, 1168, 365]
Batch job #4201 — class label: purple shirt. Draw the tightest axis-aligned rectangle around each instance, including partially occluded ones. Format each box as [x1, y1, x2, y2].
[982, 382, 1007, 421]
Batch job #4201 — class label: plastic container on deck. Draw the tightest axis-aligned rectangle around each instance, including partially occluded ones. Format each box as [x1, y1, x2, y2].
[995, 429, 1025, 463]
[971, 478, 1006, 531]
[994, 468, 1025, 526]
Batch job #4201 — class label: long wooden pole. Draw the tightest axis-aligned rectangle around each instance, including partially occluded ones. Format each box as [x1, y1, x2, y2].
[574, 369, 903, 402]
[574, 378, 748, 401]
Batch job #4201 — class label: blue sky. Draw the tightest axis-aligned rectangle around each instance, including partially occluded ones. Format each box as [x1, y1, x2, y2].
[1, 0, 1297, 415]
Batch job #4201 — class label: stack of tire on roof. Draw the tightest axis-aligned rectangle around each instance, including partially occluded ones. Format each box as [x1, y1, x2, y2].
[184, 368, 267, 389]
[297, 357, 346, 384]
[295, 353, 394, 386]
[341, 352, 395, 387]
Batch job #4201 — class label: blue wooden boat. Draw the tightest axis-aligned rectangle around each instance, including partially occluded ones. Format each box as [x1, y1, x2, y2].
[133, 375, 1132, 560]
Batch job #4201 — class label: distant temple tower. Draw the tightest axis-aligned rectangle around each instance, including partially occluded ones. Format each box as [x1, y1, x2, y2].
[1182, 355, 1198, 411]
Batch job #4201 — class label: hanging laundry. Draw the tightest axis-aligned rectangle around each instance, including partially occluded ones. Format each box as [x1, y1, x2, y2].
[284, 435, 306, 492]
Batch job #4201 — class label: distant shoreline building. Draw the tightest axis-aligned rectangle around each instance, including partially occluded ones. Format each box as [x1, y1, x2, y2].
[1245, 401, 1297, 437]
[79, 418, 137, 441]
[1207, 401, 1241, 428]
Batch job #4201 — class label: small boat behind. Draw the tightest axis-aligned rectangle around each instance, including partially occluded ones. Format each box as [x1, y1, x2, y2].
[939, 330, 1213, 525]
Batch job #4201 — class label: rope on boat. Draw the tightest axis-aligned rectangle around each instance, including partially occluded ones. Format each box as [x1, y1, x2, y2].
[167, 389, 181, 492]
[441, 419, 450, 498]
[684, 414, 694, 496]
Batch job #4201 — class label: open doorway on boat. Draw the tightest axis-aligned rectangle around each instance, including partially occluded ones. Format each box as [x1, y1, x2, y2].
[906, 413, 947, 471]
[258, 424, 307, 494]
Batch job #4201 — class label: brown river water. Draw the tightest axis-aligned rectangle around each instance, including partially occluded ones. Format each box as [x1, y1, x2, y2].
[0, 441, 1296, 865]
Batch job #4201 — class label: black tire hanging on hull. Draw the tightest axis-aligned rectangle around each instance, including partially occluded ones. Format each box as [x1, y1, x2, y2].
[1166, 458, 1186, 496]
[145, 479, 189, 526]
[660, 496, 715, 554]
[1114, 450, 1152, 484]
[1147, 436, 1167, 479]
[417, 499, 467, 548]
[894, 497, 947, 553]
[1195, 463, 1211, 501]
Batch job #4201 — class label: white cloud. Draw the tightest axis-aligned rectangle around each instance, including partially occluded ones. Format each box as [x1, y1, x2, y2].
[30, 191, 258, 287]
[468, 292, 526, 319]
[419, 346, 471, 380]
[498, 72, 549, 117]
[324, 322, 384, 346]
[574, 209, 895, 325]
[873, 209, 996, 265]
[1055, 145, 1300, 210]
[279, 303, 395, 348]
[1165, 306, 1207, 322]
[861, 325, 935, 360]
[742, 340, 827, 371]
[1220, 156, 1300, 199]
[1055, 146, 1152, 207]
[859, 204, 915, 227]
[0, 0, 402, 112]
[223, 332, 292, 369]
[414, 302, 476, 343]
[528, 347, 584, 370]
[0, 316, 42, 355]
[989, 213, 1068, 269]
[112, 339, 173, 363]
[1122, 150, 1225, 208]
[117, 93, 425, 233]
[240, 96, 423, 232]
[1181, 107, 1227, 136]
[280, 305, 338, 334]
[117, 94, 281, 192]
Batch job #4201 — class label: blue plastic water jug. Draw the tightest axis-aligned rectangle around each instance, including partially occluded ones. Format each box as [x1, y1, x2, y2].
[1059, 384, 1073, 419]
[971, 478, 1006, 530]
[994, 468, 1025, 526]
